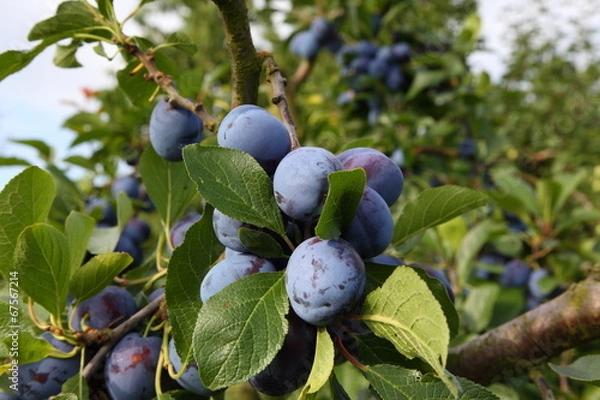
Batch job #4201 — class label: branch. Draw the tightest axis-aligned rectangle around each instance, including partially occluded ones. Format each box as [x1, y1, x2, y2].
[262, 53, 300, 150]
[447, 275, 600, 385]
[81, 294, 164, 380]
[123, 41, 219, 131]
[211, 0, 262, 108]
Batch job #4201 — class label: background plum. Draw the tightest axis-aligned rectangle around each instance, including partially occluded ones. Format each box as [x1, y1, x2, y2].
[104, 333, 161, 400]
[16, 333, 79, 400]
[285, 237, 366, 326]
[149, 99, 204, 162]
[169, 213, 202, 249]
[167, 338, 214, 396]
[273, 147, 342, 221]
[71, 286, 137, 331]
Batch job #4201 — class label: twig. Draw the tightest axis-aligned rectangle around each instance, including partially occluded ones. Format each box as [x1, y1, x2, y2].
[447, 275, 600, 385]
[262, 54, 301, 150]
[122, 40, 219, 132]
[81, 294, 164, 380]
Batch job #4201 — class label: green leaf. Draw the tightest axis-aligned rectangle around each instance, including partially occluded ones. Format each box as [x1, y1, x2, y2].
[166, 205, 223, 363]
[47, 165, 86, 223]
[163, 32, 198, 55]
[0, 300, 36, 339]
[238, 227, 286, 258]
[65, 211, 96, 270]
[0, 167, 56, 279]
[331, 374, 352, 400]
[549, 355, 600, 384]
[393, 185, 487, 245]
[299, 327, 335, 398]
[3, 331, 64, 364]
[87, 225, 120, 255]
[193, 272, 288, 390]
[52, 394, 78, 400]
[14, 224, 71, 318]
[0, 157, 30, 166]
[184, 146, 285, 235]
[456, 220, 505, 285]
[490, 168, 538, 215]
[28, 1, 99, 41]
[97, 0, 115, 20]
[315, 169, 366, 240]
[361, 267, 451, 390]
[54, 39, 83, 68]
[116, 59, 158, 104]
[139, 145, 198, 226]
[0, 42, 49, 82]
[462, 283, 501, 332]
[365, 365, 498, 400]
[356, 333, 423, 368]
[61, 373, 90, 400]
[10, 139, 52, 162]
[406, 70, 447, 100]
[70, 253, 133, 302]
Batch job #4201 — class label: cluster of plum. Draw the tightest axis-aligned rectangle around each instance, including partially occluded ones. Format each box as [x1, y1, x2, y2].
[85, 175, 153, 269]
[13, 284, 214, 399]
[172, 104, 407, 395]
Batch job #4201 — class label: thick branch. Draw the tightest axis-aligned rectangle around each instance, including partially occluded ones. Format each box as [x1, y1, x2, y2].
[262, 54, 300, 150]
[447, 275, 600, 385]
[212, 0, 262, 108]
[123, 41, 218, 131]
[81, 294, 164, 380]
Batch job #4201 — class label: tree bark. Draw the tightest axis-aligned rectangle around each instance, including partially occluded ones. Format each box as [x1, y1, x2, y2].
[447, 274, 600, 385]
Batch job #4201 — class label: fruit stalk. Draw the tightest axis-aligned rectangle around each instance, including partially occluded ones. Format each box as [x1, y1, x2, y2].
[447, 274, 600, 385]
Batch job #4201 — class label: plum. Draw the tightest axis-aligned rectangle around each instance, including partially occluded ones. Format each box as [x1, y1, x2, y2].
[341, 186, 394, 259]
[285, 237, 366, 326]
[168, 338, 214, 396]
[169, 214, 202, 249]
[149, 99, 203, 162]
[250, 310, 316, 396]
[122, 218, 151, 245]
[200, 253, 277, 302]
[217, 105, 291, 174]
[111, 176, 141, 200]
[105, 332, 161, 400]
[71, 286, 137, 331]
[290, 30, 320, 60]
[500, 259, 531, 288]
[212, 209, 250, 253]
[85, 197, 117, 226]
[273, 147, 342, 221]
[337, 147, 404, 206]
[114, 233, 144, 268]
[16, 332, 79, 400]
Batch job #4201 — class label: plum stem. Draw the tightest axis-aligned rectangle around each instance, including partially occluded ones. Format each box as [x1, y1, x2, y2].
[329, 325, 367, 372]
[263, 53, 301, 150]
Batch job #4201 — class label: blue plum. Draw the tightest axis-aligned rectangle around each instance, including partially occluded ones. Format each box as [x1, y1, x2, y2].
[391, 42, 412, 63]
[111, 175, 141, 200]
[367, 58, 391, 79]
[71, 286, 137, 331]
[212, 209, 250, 253]
[169, 214, 202, 249]
[286, 237, 366, 326]
[500, 259, 531, 287]
[368, 254, 404, 266]
[385, 65, 406, 92]
[149, 99, 204, 162]
[200, 253, 277, 302]
[168, 338, 214, 396]
[122, 218, 151, 245]
[338, 147, 404, 206]
[273, 147, 342, 221]
[114, 233, 144, 268]
[86, 197, 117, 226]
[290, 30, 321, 59]
[148, 287, 164, 303]
[341, 187, 394, 259]
[457, 138, 477, 160]
[217, 105, 291, 174]
[105, 332, 161, 400]
[250, 310, 316, 396]
[16, 333, 79, 400]
[527, 268, 551, 299]
[309, 17, 336, 43]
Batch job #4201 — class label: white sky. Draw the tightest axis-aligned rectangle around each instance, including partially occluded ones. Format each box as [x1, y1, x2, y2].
[0, 0, 597, 189]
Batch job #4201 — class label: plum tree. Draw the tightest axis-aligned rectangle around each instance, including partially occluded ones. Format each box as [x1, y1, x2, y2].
[217, 105, 291, 174]
[104, 332, 161, 400]
[200, 253, 277, 302]
[149, 99, 204, 162]
[249, 311, 316, 396]
[285, 237, 366, 326]
[167, 338, 214, 396]
[273, 147, 342, 221]
[341, 186, 394, 258]
[71, 286, 138, 331]
[16, 333, 79, 400]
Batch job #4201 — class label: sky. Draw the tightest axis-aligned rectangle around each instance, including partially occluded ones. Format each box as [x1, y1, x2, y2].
[0, 0, 596, 190]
